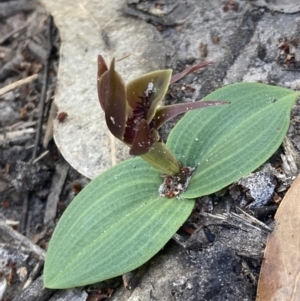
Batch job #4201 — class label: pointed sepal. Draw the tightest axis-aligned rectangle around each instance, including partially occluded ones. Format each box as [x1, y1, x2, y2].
[98, 59, 127, 139]
[97, 55, 109, 111]
[129, 119, 153, 156]
[154, 100, 229, 129]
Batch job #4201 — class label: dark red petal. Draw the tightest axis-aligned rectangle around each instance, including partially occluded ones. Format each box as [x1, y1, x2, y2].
[153, 101, 229, 129]
[99, 59, 127, 140]
[129, 119, 153, 156]
[170, 61, 214, 85]
[97, 55, 109, 110]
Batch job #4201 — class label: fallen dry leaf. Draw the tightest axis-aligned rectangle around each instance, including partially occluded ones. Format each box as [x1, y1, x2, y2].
[39, 0, 166, 179]
[256, 174, 300, 301]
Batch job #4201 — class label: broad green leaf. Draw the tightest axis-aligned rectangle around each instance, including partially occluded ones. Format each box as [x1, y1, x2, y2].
[167, 83, 298, 198]
[44, 158, 194, 289]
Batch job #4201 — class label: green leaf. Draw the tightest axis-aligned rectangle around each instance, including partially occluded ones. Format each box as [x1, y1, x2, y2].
[44, 82, 297, 289]
[44, 158, 194, 289]
[167, 82, 298, 198]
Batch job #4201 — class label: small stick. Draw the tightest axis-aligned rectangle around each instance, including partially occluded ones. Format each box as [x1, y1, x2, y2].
[0, 74, 38, 97]
[43, 101, 57, 148]
[236, 207, 272, 232]
[19, 193, 29, 235]
[12, 276, 54, 301]
[32, 150, 50, 164]
[43, 163, 69, 226]
[116, 53, 131, 62]
[23, 261, 43, 290]
[32, 15, 53, 160]
[0, 220, 45, 260]
[281, 68, 300, 72]
[0, 128, 35, 142]
[0, 24, 27, 45]
[0, 55, 23, 81]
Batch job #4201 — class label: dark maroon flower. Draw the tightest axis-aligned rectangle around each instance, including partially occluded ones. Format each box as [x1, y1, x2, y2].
[97, 55, 227, 174]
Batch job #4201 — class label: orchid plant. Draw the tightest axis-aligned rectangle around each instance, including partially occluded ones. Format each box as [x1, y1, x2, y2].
[43, 55, 298, 289]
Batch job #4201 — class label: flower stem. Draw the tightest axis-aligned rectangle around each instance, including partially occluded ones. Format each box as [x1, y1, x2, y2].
[141, 142, 181, 175]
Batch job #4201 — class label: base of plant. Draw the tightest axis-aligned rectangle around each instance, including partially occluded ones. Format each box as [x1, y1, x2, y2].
[158, 166, 196, 198]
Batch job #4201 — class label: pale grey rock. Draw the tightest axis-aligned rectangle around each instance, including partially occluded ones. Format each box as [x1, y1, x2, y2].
[238, 164, 277, 208]
[253, 0, 300, 13]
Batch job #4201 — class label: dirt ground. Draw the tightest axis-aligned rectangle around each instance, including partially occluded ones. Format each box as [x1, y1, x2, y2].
[1, 1, 300, 301]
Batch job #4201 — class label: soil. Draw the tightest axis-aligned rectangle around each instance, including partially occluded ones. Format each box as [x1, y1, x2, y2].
[1, 1, 300, 301]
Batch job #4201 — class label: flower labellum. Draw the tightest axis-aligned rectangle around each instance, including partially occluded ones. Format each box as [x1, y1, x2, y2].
[97, 55, 228, 175]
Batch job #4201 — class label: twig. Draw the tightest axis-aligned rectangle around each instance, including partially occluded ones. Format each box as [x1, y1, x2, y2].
[25, 209, 33, 238]
[228, 212, 262, 232]
[0, 54, 23, 81]
[282, 68, 300, 72]
[32, 150, 50, 164]
[5, 121, 36, 131]
[43, 101, 57, 148]
[32, 15, 53, 160]
[119, 6, 189, 26]
[0, 220, 45, 260]
[31, 16, 52, 159]
[0, 24, 27, 45]
[0, 128, 35, 143]
[49, 289, 88, 301]
[23, 261, 43, 290]
[172, 233, 187, 248]
[0, 74, 38, 97]
[44, 163, 69, 226]
[19, 193, 29, 235]
[116, 53, 131, 61]
[236, 207, 272, 232]
[12, 276, 54, 301]
[28, 41, 47, 63]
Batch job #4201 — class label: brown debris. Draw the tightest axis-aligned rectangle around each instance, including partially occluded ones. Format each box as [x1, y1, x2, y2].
[276, 37, 300, 70]
[159, 166, 195, 198]
[199, 42, 208, 58]
[0, 3, 91, 300]
[56, 111, 68, 123]
[222, 0, 239, 12]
